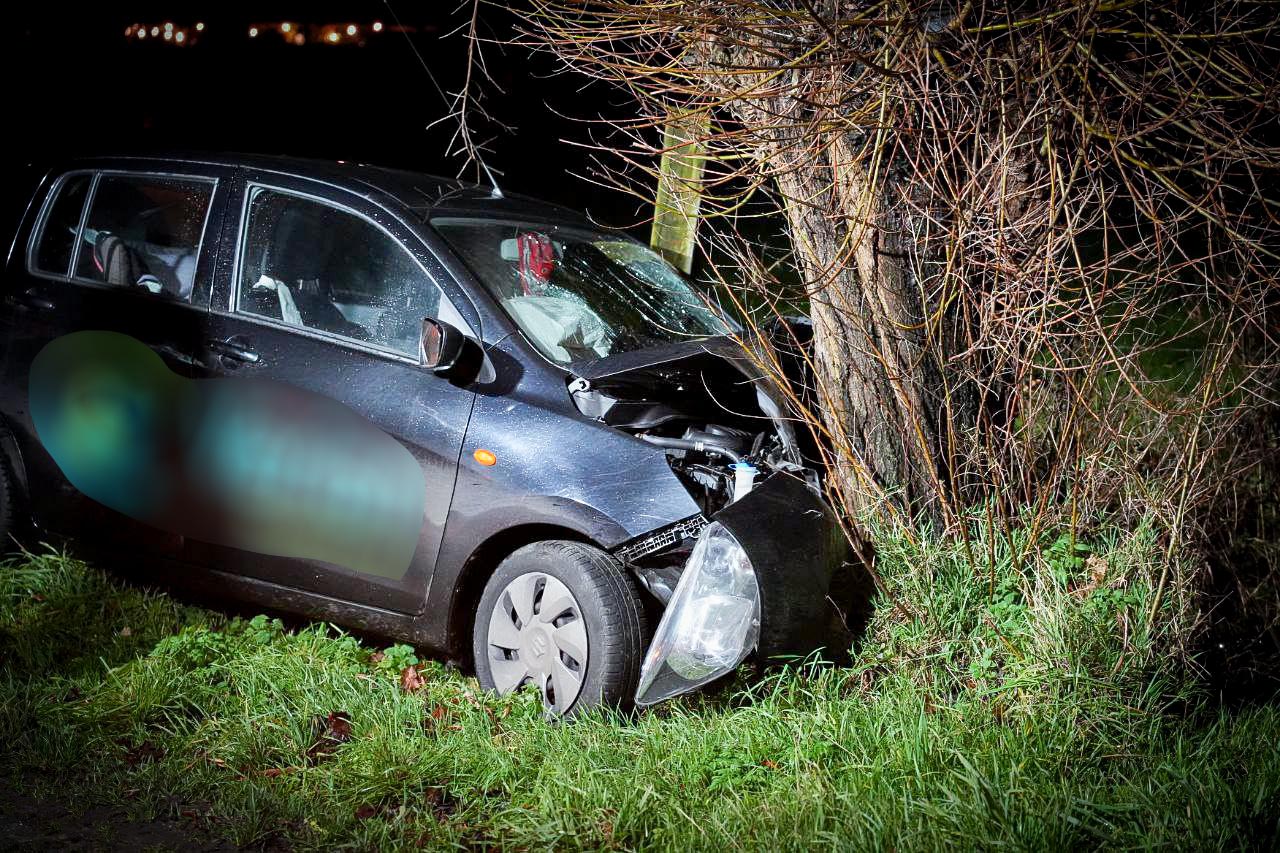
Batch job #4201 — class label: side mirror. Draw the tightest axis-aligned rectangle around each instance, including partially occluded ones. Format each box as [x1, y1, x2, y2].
[419, 318, 469, 375]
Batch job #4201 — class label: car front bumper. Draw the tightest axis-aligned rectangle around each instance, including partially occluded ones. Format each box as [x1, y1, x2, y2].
[633, 473, 859, 705]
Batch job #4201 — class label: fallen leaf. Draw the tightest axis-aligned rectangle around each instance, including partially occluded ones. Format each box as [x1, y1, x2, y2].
[306, 711, 353, 765]
[31, 593, 44, 602]
[369, 651, 386, 664]
[1073, 554, 1111, 597]
[762, 759, 779, 770]
[263, 768, 285, 778]
[400, 666, 426, 693]
[422, 704, 450, 735]
[425, 788, 459, 820]
[1087, 555, 1108, 584]
[326, 711, 353, 740]
[355, 804, 379, 820]
[119, 626, 132, 637]
[120, 739, 164, 767]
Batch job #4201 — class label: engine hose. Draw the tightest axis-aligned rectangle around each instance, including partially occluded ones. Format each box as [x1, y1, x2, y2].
[639, 433, 743, 464]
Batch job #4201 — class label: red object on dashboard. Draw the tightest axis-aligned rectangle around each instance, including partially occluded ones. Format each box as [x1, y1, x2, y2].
[517, 232, 555, 295]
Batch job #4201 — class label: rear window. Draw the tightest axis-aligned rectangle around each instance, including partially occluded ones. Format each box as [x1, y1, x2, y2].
[32, 174, 91, 276]
[73, 174, 214, 302]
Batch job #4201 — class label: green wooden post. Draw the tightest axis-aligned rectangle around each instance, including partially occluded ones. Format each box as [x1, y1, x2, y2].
[650, 112, 709, 275]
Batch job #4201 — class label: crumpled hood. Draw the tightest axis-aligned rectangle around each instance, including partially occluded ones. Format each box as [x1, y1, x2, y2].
[568, 335, 804, 465]
[568, 335, 755, 383]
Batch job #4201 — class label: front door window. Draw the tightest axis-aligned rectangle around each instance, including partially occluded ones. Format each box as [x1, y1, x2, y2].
[237, 188, 443, 357]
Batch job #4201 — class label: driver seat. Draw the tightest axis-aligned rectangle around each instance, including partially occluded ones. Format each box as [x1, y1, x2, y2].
[264, 202, 369, 340]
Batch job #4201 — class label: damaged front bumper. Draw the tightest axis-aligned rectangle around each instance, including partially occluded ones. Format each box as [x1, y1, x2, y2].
[625, 473, 855, 706]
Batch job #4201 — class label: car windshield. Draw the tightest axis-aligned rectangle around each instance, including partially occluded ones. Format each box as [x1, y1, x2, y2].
[432, 218, 736, 365]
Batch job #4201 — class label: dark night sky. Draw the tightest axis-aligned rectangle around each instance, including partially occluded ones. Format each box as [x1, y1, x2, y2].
[4, 2, 646, 227]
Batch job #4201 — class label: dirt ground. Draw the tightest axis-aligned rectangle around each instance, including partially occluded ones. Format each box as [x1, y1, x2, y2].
[0, 782, 239, 852]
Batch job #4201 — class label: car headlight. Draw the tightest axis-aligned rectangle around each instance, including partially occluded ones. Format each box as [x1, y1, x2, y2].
[635, 522, 760, 706]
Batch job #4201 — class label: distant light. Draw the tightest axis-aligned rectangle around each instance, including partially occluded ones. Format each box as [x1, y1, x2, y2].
[281, 22, 292, 33]
[124, 25, 132, 36]
[293, 33, 305, 45]
[195, 22, 204, 32]
[163, 22, 173, 32]
[150, 26, 159, 36]
[327, 31, 340, 43]
[175, 31, 186, 43]
[248, 27, 258, 37]
[346, 24, 357, 36]
[138, 29, 146, 39]
[163, 30, 172, 40]
[372, 21, 383, 32]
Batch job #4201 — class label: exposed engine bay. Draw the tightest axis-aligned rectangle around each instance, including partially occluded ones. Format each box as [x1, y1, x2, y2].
[566, 343, 825, 610]
[567, 347, 815, 518]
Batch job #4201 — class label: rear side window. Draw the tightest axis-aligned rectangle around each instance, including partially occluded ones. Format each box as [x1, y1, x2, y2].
[74, 175, 213, 302]
[32, 174, 91, 276]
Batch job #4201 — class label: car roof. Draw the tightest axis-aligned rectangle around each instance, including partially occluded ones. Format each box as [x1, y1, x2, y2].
[59, 151, 592, 225]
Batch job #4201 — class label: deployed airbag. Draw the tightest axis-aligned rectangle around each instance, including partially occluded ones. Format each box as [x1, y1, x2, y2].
[503, 295, 611, 361]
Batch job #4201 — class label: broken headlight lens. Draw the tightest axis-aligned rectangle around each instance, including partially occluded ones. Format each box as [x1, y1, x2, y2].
[635, 522, 760, 706]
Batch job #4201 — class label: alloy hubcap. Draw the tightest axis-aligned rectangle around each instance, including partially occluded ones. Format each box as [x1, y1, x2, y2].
[486, 572, 588, 714]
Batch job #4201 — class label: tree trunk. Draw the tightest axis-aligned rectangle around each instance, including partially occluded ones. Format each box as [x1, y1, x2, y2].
[769, 141, 956, 522]
[690, 24, 1040, 525]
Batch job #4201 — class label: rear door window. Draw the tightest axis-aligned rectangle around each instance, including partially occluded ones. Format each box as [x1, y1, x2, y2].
[32, 174, 92, 276]
[73, 174, 214, 302]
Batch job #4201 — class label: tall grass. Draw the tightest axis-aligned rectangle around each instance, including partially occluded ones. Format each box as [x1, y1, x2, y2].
[1, 518, 1276, 851]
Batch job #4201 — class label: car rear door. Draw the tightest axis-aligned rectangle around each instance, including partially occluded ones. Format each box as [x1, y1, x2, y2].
[0, 164, 227, 554]
[184, 172, 479, 614]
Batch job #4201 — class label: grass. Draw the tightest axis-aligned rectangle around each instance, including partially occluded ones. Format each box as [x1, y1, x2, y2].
[0, 519, 1277, 851]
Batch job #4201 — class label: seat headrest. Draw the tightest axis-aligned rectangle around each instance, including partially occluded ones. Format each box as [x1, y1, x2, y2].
[267, 202, 333, 284]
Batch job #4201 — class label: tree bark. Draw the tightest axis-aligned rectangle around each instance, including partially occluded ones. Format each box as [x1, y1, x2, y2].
[770, 140, 954, 522]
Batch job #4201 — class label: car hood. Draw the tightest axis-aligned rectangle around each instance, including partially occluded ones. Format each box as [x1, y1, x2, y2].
[568, 336, 758, 384]
[568, 335, 805, 465]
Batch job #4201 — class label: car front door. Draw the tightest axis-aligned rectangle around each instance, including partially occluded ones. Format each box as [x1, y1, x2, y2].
[185, 175, 478, 614]
[0, 166, 224, 555]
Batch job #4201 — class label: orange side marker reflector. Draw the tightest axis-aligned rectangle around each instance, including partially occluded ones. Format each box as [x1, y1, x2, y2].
[473, 448, 497, 466]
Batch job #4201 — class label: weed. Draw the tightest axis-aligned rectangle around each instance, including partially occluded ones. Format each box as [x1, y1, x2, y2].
[0, 520, 1276, 850]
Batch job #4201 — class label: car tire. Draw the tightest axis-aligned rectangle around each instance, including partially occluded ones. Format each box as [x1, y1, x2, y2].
[0, 455, 18, 554]
[472, 540, 647, 716]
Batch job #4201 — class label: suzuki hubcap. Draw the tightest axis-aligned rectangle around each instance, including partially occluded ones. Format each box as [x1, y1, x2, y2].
[486, 572, 588, 714]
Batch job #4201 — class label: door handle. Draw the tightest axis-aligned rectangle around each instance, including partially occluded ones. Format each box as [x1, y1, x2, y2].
[11, 289, 54, 311]
[149, 343, 199, 367]
[207, 337, 260, 364]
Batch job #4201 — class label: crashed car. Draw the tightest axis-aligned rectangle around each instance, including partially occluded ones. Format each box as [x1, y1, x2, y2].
[0, 154, 853, 714]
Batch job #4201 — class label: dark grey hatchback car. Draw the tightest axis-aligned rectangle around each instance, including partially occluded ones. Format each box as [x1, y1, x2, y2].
[0, 154, 853, 714]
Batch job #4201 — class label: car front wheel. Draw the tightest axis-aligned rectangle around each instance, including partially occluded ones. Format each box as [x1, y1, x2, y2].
[472, 540, 647, 716]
